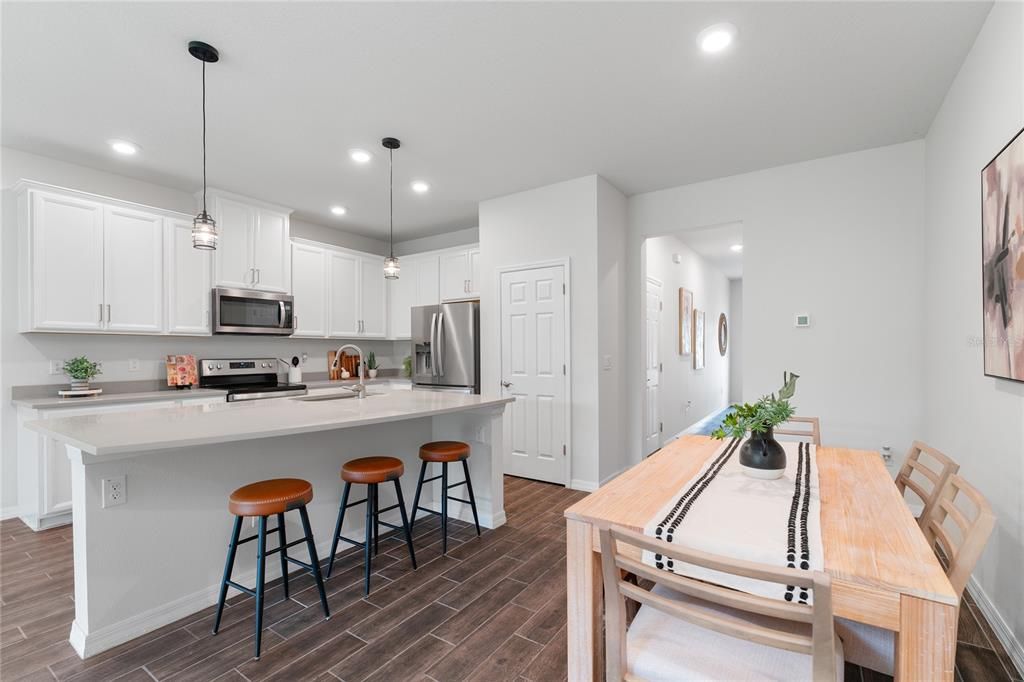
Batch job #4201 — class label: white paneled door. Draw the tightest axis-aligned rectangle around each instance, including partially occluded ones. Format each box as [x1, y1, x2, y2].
[500, 265, 568, 485]
[644, 278, 662, 456]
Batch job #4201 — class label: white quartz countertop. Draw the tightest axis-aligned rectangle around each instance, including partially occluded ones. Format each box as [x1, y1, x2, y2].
[27, 390, 512, 458]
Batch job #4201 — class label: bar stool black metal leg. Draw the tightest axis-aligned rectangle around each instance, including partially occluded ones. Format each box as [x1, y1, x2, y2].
[372, 484, 380, 556]
[409, 460, 427, 531]
[441, 462, 449, 554]
[253, 516, 268, 660]
[363, 485, 374, 595]
[461, 459, 482, 536]
[277, 512, 289, 599]
[212, 515, 243, 635]
[327, 482, 351, 578]
[298, 505, 331, 619]
[393, 479, 418, 569]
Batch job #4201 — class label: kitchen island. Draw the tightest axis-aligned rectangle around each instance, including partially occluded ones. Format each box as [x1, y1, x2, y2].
[26, 389, 512, 659]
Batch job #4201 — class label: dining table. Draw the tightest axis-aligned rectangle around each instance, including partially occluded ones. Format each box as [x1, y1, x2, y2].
[564, 435, 959, 681]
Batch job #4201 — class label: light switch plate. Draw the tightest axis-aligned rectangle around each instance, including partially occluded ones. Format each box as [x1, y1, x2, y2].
[128, 359, 140, 372]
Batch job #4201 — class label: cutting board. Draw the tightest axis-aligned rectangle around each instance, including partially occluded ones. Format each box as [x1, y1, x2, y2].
[328, 351, 361, 380]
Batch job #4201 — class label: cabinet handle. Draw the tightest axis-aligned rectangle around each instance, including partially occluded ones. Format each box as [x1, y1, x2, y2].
[256, 268, 261, 285]
[248, 267, 254, 285]
[99, 303, 103, 323]
[106, 304, 111, 322]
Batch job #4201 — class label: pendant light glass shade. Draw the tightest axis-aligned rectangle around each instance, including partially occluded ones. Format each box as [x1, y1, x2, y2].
[189, 41, 219, 250]
[384, 255, 400, 279]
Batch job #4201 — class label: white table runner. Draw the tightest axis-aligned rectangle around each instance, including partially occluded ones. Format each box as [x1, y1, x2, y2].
[642, 437, 824, 603]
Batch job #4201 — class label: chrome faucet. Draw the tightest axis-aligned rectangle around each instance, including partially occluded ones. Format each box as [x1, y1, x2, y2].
[331, 344, 367, 399]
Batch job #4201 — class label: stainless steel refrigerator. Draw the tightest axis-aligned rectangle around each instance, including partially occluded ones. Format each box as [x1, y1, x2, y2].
[411, 301, 480, 393]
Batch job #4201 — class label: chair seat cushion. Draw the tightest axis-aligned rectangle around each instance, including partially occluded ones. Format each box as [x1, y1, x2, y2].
[419, 441, 471, 462]
[834, 617, 894, 676]
[627, 584, 845, 681]
[228, 478, 313, 517]
[342, 456, 404, 484]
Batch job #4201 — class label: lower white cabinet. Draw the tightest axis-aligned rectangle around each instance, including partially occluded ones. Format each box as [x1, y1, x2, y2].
[16, 396, 222, 530]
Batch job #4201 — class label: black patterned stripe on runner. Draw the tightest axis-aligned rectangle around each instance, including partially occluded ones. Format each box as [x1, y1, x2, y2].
[654, 437, 741, 570]
[798, 441, 813, 603]
[784, 442, 813, 603]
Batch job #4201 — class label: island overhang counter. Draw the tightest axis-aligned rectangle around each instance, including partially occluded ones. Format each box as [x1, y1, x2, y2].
[26, 390, 513, 659]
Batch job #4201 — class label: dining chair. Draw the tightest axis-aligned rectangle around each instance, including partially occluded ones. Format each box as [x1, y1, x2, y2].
[773, 416, 821, 445]
[836, 473, 995, 676]
[598, 525, 842, 681]
[894, 440, 959, 523]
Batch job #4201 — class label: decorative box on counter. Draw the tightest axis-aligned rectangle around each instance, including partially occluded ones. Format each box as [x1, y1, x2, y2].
[165, 355, 198, 388]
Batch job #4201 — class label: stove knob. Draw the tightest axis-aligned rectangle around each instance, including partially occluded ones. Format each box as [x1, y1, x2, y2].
[216, 363, 223, 369]
[206, 364, 213, 371]
[262, 362, 269, 368]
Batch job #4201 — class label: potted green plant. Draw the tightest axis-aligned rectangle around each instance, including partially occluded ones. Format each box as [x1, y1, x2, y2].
[712, 372, 799, 479]
[63, 356, 102, 391]
[402, 355, 412, 378]
[366, 351, 379, 379]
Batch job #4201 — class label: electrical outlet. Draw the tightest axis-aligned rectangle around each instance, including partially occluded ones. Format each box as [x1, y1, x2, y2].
[301, 352, 308, 365]
[102, 475, 126, 508]
[128, 359, 140, 372]
[50, 360, 63, 375]
[880, 446, 893, 464]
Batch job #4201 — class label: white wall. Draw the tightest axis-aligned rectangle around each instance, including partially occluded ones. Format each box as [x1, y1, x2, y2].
[395, 226, 479, 256]
[0, 148, 403, 514]
[729, 279, 744, 403]
[644, 235, 731, 439]
[627, 140, 927, 465]
[922, 0, 1024, 665]
[479, 175, 628, 490]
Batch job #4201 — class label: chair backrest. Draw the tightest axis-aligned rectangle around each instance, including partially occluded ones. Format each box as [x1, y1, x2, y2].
[895, 441, 959, 524]
[598, 525, 838, 682]
[922, 474, 995, 597]
[773, 416, 821, 445]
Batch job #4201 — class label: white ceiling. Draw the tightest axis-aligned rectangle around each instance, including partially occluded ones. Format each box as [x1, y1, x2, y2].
[1, 2, 990, 241]
[676, 222, 745, 279]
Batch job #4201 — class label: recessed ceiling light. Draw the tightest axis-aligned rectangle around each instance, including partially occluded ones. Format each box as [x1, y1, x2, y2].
[411, 181, 430, 194]
[349, 149, 372, 164]
[698, 23, 737, 54]
[109, 139, 140, 156]
[330, 205, 347, 216]
[730, 243, 743, 252]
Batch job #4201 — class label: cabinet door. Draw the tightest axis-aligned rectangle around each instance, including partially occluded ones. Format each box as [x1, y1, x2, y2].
[29, 191, 105, 331]
[253, 209, 290, 292]
[327, 251, 360, 336]
[103, 206, 164, 333]
[213, 197, 255, 289]
[387, 257, 416, 339]
[360, 255, 386, 337]
[416, 254, 441, 306]
[467, 247, 481, 298]
[166, 218, 212, 334]
[292, 243, 327, 337]
[439, 250, 471, 301]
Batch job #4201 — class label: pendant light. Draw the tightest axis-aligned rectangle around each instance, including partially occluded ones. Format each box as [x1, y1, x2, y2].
[189, 41, 219, 250]
[382, 137, 401, 279]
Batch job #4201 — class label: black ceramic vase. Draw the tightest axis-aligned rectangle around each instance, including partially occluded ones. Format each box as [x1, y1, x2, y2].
[739, 428, 787, 479]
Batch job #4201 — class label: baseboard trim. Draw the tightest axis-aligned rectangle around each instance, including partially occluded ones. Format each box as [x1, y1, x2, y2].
[968, 576, 1024, 678]
[1, 506, 24, 522]
[569, 479, 598, 492]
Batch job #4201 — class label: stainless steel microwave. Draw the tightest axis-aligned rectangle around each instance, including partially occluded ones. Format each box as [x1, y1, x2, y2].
[212, 287, 295, 335]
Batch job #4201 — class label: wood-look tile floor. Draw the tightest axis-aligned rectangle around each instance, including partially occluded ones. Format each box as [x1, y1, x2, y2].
[1, 476, 1020, 681]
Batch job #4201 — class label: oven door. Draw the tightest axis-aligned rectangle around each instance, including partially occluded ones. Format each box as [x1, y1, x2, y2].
[212, 288, 295, 335]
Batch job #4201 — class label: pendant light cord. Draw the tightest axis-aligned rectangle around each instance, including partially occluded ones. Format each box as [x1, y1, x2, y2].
[389, 147, 394, 258]
[201, 61, 208, 214]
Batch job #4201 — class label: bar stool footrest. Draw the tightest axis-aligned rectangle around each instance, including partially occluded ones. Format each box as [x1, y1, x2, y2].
[225, 579, 257, 598]
[414, 506, 441, 517]
[332, 534, 367, 550]
[447, 496, 472, 505]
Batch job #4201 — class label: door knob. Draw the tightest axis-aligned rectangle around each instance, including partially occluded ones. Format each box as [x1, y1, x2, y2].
[501, 381, 513, 388]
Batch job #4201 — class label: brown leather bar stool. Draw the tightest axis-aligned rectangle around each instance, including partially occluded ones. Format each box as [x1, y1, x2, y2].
[410, 441, 481, 554]
[326, 456, 417, 595]
[213, 478, 329, 660]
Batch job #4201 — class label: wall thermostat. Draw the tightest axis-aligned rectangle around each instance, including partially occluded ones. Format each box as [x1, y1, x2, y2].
[672, 253, 682, 264]
[795, 314, 811, 327]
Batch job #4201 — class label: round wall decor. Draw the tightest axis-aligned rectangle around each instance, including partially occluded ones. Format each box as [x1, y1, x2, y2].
[718, 313, 728, 355]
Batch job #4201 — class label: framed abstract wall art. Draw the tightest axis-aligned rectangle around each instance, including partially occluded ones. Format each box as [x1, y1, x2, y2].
[982, 126, 1024, 382]
[693, 308, 705, 370]
[679, 287, 693, 355]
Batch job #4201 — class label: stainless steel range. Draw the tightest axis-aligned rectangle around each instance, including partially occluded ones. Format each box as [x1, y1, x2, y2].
[198, 358, 307, 402]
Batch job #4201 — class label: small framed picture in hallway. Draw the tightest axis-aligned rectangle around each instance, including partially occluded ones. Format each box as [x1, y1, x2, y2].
[679, 287, 693, 355]
[693, 308, 706, 369]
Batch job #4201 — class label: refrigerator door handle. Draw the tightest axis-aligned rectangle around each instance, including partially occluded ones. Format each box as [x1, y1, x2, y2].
[437, 312, 445, 376]
[429, 312, 438, 376]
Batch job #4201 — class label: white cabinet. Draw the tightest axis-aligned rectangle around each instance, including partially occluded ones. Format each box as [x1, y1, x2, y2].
[387, 254, 441, 339]
[292, 243, 328, 337]
[24, 190, 105, 331]
[103, 206, 164, 333]
[166, 218, 212, 335]
[439, 245, 481, 301]
[327, 250, 360, 336]
[210, 192, 291, 292]
[359, 255, 386, 337]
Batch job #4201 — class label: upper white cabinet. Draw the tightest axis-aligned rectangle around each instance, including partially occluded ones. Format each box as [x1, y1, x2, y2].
[209, 190, 291, 293]
[327, 250, 360, 336]
[291, 242, 328, 337]
[387, 253, 441, 339]
[103, 206, 164, 333]
[359, 255, 386, 337]
[166, 218, 212, 335]
[439, 245, 481, 301]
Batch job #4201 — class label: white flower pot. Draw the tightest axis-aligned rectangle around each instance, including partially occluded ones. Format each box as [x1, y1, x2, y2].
[368, 369, 378, 379]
